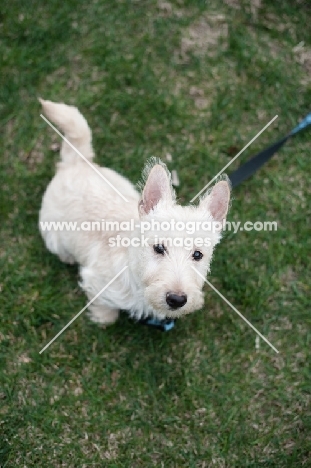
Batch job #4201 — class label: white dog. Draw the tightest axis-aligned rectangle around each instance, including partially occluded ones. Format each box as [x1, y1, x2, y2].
[39, 99, 230, 325]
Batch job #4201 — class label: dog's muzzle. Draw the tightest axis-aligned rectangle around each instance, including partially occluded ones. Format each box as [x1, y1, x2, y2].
[166, 292, 187, 309]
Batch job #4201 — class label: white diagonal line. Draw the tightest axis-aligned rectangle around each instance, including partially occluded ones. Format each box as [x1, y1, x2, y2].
[190, 115, 278, 202]
[40, 114, 129, 203]
[191, 266, 279, 353]
[39, 266, 128, 354]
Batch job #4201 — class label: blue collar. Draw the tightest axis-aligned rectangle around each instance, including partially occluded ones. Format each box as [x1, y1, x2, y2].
[139, 317, 175, 331]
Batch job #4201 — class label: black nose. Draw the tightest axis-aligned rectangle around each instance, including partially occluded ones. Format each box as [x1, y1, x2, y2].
[166, 292, 187, 309]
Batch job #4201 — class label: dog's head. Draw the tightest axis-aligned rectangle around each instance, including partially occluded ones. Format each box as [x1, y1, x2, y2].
[136, 160, 231, 319]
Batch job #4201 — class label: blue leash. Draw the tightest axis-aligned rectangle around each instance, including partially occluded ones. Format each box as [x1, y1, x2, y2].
[229, 111, 311, 188]
[140, 112, 311, 332]
[290, 112, 311, 135]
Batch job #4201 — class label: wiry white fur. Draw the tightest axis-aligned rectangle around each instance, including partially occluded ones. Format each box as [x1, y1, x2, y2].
[39, 99, 231, 324]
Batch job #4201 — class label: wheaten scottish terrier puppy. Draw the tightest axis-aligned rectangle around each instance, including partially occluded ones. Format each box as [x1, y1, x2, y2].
[39, 99, 230, 325]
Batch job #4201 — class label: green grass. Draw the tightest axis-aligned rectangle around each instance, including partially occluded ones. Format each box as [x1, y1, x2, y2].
[1, 0, 311, 466]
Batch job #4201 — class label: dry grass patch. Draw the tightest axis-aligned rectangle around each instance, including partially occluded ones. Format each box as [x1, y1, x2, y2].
[178, 13, 228, 63]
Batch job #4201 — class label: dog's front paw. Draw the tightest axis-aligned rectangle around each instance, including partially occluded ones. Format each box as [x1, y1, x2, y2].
[88, 304, 119, 326]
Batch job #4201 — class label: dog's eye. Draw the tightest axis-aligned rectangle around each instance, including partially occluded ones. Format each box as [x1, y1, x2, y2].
[153, 244, 166, 255]
[192, 250, 203, 261]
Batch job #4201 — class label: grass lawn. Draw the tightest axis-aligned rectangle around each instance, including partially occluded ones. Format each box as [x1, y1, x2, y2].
[1, 0, 311, 466]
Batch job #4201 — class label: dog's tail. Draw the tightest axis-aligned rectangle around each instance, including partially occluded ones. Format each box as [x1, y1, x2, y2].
[39, 98, 94, 164]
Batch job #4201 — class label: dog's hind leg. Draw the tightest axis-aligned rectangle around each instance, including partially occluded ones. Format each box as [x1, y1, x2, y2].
[88, 303, 119, 325]
[41, 229, 76, 264]
[58, 252, 75, 264]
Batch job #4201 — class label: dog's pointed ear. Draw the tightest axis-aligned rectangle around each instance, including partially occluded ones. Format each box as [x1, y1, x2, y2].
[200, 180, 231, 223]
[139, 164, 172, 215]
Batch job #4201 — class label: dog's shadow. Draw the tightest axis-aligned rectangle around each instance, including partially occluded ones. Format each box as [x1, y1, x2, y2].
[84, 311, 201, 398]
